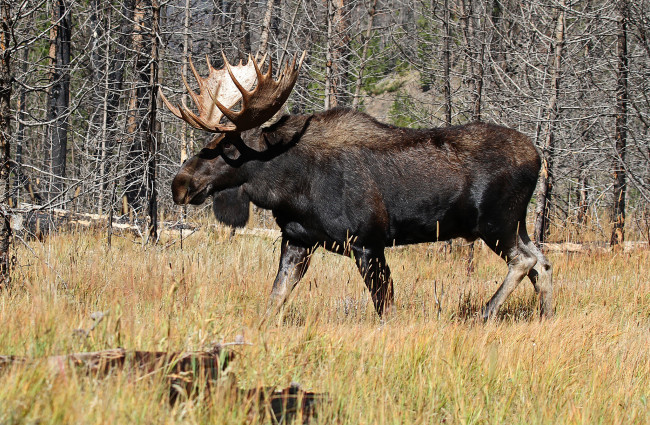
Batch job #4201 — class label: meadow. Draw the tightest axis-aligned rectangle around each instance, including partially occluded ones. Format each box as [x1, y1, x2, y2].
[0, 220, 648, 424]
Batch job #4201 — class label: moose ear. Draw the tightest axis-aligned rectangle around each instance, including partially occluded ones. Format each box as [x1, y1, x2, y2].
[261, 114, 311, 147]
[212, 187, 250, 228]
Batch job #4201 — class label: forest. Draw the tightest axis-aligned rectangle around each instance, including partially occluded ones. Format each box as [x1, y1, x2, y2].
[1, 0, 649, 255]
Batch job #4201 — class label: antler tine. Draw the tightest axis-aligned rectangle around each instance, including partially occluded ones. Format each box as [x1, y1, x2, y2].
[264, 55, 273, 79]
[158, 88, 182, 119]
[178, 103, 209, 131]
[182, 77, 201, 117]
[297, 50, 306, 69]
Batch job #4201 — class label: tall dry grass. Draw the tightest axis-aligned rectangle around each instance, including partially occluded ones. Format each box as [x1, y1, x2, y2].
[0, 226, 648, 424]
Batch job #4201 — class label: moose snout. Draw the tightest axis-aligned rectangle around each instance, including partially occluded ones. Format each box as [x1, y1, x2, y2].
[171, 172, 191, 205]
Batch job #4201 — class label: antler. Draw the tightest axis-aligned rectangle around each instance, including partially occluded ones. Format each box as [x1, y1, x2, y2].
[160, 51, 306, 133]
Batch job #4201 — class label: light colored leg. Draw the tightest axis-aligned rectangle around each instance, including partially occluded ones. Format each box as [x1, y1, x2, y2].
[483, 245, 537, 321]
[522, 238, 553, 318]
[264, 238, 311, 322]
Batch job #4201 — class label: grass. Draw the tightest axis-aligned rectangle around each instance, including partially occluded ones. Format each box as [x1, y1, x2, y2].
[0, 224, 648, 424]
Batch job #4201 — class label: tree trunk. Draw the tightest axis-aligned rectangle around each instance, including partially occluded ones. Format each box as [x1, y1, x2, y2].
[611, 0, 628, 247]
[577, 167, 588, 225]
[90, 0, 106, 214]
[352, 0, 377, 109]
[104, 0, 133, 178]
[146, 0, 159, 241]
[180, 0, 191, 165]
[460, 0, 486, 122]
[471, 1, 487, 122]
[258, 0, 275, 54]
[442, 0, 452, 126]
[237, 0, 250, 61]
[14, 46, 28, 208]
[324, 0, 334, 109]
[534, 1, 565, 246]
[45, 0, 72, 204]
[125, 0, 148, 211]
[0, 0, 13, 286]
[325, 0, 350, 108]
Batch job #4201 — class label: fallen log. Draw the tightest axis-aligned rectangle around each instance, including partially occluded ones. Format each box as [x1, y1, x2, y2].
[238, 383, 325, 424]
[9, 204, 143, 240]
[2, 347, 232, 376]
[0, 347, 326, 421]
[0, 346, 234, 403]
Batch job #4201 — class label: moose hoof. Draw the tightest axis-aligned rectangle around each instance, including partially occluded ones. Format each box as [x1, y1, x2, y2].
[481, 305, 496, 322]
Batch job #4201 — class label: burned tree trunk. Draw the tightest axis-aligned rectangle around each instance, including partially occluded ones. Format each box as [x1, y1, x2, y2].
[101, 0, 133, 214]
[146, 0, 159, 241]
[0, 0, 13, 286]
[124, 0, 160, 222]
[611, 0, 628, 247]
[45, 0, 71, 204]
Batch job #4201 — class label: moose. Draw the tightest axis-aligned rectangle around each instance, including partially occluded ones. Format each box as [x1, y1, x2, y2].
[160, 52, 553, 320]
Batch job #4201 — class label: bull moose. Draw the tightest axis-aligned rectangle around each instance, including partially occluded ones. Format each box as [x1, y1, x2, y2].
[160, 52, 552, 320]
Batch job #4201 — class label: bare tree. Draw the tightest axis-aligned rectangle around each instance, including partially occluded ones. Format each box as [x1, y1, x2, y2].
[45, 0, 72, 203]
[258, 0, 276, 54]
[179, 0, 191, 165]
[352, 0, 377, 108]
[611, 0, 629, 246]
[325, 0, 350, 108]
[0, 0, 13, 285]
[534, 0, 566, 246]
[442, 0, 451, 125]
[146, 0, 160, 240]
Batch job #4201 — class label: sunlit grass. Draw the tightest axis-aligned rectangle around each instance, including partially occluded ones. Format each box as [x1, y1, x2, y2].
[1, 224, 648, 424]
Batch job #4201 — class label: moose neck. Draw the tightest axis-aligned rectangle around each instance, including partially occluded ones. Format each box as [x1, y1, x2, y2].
[239, 144, 304, 212]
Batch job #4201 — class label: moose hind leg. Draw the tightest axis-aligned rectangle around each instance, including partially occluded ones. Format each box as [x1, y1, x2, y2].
[519, 229, 553, 318]
[267, 238, 312, 316]
[355, 249, 394, 317]
[482, 242, 537, 321]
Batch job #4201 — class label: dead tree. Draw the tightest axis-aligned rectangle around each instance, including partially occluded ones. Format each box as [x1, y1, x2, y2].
[534, 0, 565, 246]
[0, 0, 13, 286]
[611, 0, 628, 247]
[45, 0, 72, 203]
[351, 0, 377, 109]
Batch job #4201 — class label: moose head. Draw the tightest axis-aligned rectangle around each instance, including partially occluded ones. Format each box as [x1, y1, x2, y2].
[160, 52, 305, 226]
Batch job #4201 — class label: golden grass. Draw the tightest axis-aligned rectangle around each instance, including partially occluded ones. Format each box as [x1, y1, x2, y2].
[1, 226, 648, 424]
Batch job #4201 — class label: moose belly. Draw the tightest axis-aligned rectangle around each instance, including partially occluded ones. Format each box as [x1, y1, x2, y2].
[386, 196, 480, 245]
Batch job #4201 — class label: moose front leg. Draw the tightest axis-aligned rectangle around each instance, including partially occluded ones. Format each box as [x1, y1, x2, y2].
[354, 249, 394, 317]
[266, 238, 312, 317]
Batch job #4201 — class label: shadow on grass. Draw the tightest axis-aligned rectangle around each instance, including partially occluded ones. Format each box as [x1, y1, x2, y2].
[452, 290, 538, 323]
